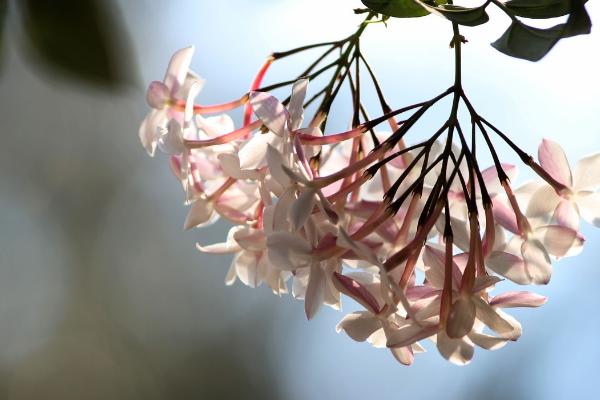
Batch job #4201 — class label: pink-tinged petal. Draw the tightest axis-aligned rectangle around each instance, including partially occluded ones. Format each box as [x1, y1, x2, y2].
[288, 79, 308, 131]
[468, 332, 508, 351]
[184, 198, 216, 230]
[436, 331, 474, 366]
[335, 312, 381, 342]
[573, 154, 600, 191]
[250, 92, 289, 137]
[491, 196, 520, 234]
[332, 272, 381, 315]
[305, 262, 325, 320]
[390, 346, 415, 366]
[526, 185, 561, 220]
[538, 139, 573, 187]
[289, 189, 317, 231]
[273, 188, 296, 232]
[480, 164, 517, 195]
[489, 291, 547, 308]
[233, 228, 266, 252]
[521, 239, 552, 285]
[535, 225, 584, 258]
[446, 295, 476, 339]
[146, 81, 170, 109]
[487, 251, 531, 285]
[164, 46, 195, 93]
[266, 232, 312, 271]
[386, 323, 439, 349]
[218, 153, 260, 180]
[577, 191, 600, 228]
[551, 199, 580, 231]
[472, 296, 514, 336]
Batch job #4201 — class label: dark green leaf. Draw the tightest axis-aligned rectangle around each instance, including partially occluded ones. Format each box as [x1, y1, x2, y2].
[505, 0, 576, 19]
[417, 1, 490, 27]
[18, 0, 133, 88]
[361, 0, 430, 18]
[491, 0, 591, 61]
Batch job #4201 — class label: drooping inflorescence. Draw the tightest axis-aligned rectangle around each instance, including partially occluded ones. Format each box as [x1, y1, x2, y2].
[138, 12, 598, 366]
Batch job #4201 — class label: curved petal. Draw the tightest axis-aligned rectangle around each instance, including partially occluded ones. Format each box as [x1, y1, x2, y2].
[184, 197, 215, 230]
[266, 232, 312, 271]
[390, 346, 415, 366]
[535, 225, 584, 258]
[468, 332, 508, 351]
[526, 185, 561, 221]
[521, 239, 552, 285]
[288, 79, 309, 131]
[146, 81, 170, 109]
[335, 312, 381, 342]
[250, 92, 289, 137]
[289, 189, 317, 231]
[489, 291, 547, 308]
[446, 295, 476, 339]
[436, 331, 474, 366]
[164, 46, 196, 94]
[574, 153, 600, 191]
[538, 139, 572, 187]
[487, 251, 531, 285]
[577, 191, 600, 228]
[551, 199, 580, 231]
[305, 262, 326, 320]
[158, 119, 185, 155]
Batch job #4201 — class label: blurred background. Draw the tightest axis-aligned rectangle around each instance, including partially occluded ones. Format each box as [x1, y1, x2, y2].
[0, 1, 598, 399]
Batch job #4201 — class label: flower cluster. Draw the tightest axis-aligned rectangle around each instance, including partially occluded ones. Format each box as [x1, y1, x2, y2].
[139, 44, 600, 366]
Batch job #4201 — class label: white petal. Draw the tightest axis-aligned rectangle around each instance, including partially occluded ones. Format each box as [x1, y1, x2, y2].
[487, 250, 531, 285]
[551, 199, 580, 231]
[266, 145, 291, 187]
[534, 225, 584, 258]
[289, 189, 317, 231]
[250, 92, 289, 136]
[538, 139, 573, 187]
[521, 238, 552, 285]
[163, 46, 195, 92]
[390, 347, 415, 366]
[158, 119, 185, 155]
[184, 198, 215, 230]
[577, 191, 600, 228]
[525, 185, 561, 221]
[574, 153, 600, 191]
[234, 251, 262, 288]
[288, 79, 309, 131]
[335, 312, 381, 342]
[304, 262, 325, 320]
[139, 110, 167, 156]
[473, 296, 514, 335]
[436, 331, 474, 366]
[386, 323, 438, 349]
[239, 132, 277, 170]
[233, 227, 266, 252]
[266, 232, 312, 270]
[468, 332, 508, 351]
[196, 226, 241, 253]
[446, 295, 476, 339]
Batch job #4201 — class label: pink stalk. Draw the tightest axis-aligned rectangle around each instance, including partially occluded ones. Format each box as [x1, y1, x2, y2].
[384, 200, 444, 272]
[394, 193, 420, 246]
[501, 181, 531, 235]
[173, 95, 249, 115]
[298, 126, 367, 145]
[244, 57, 274, 127]
[185, 120, 262, 148]
[311, 144, 390, 188]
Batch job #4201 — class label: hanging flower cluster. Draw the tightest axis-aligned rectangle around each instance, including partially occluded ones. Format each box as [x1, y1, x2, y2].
[138, 10, 597, 366]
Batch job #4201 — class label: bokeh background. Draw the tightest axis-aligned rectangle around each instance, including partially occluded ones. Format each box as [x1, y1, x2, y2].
[0, 1, 599, 399]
